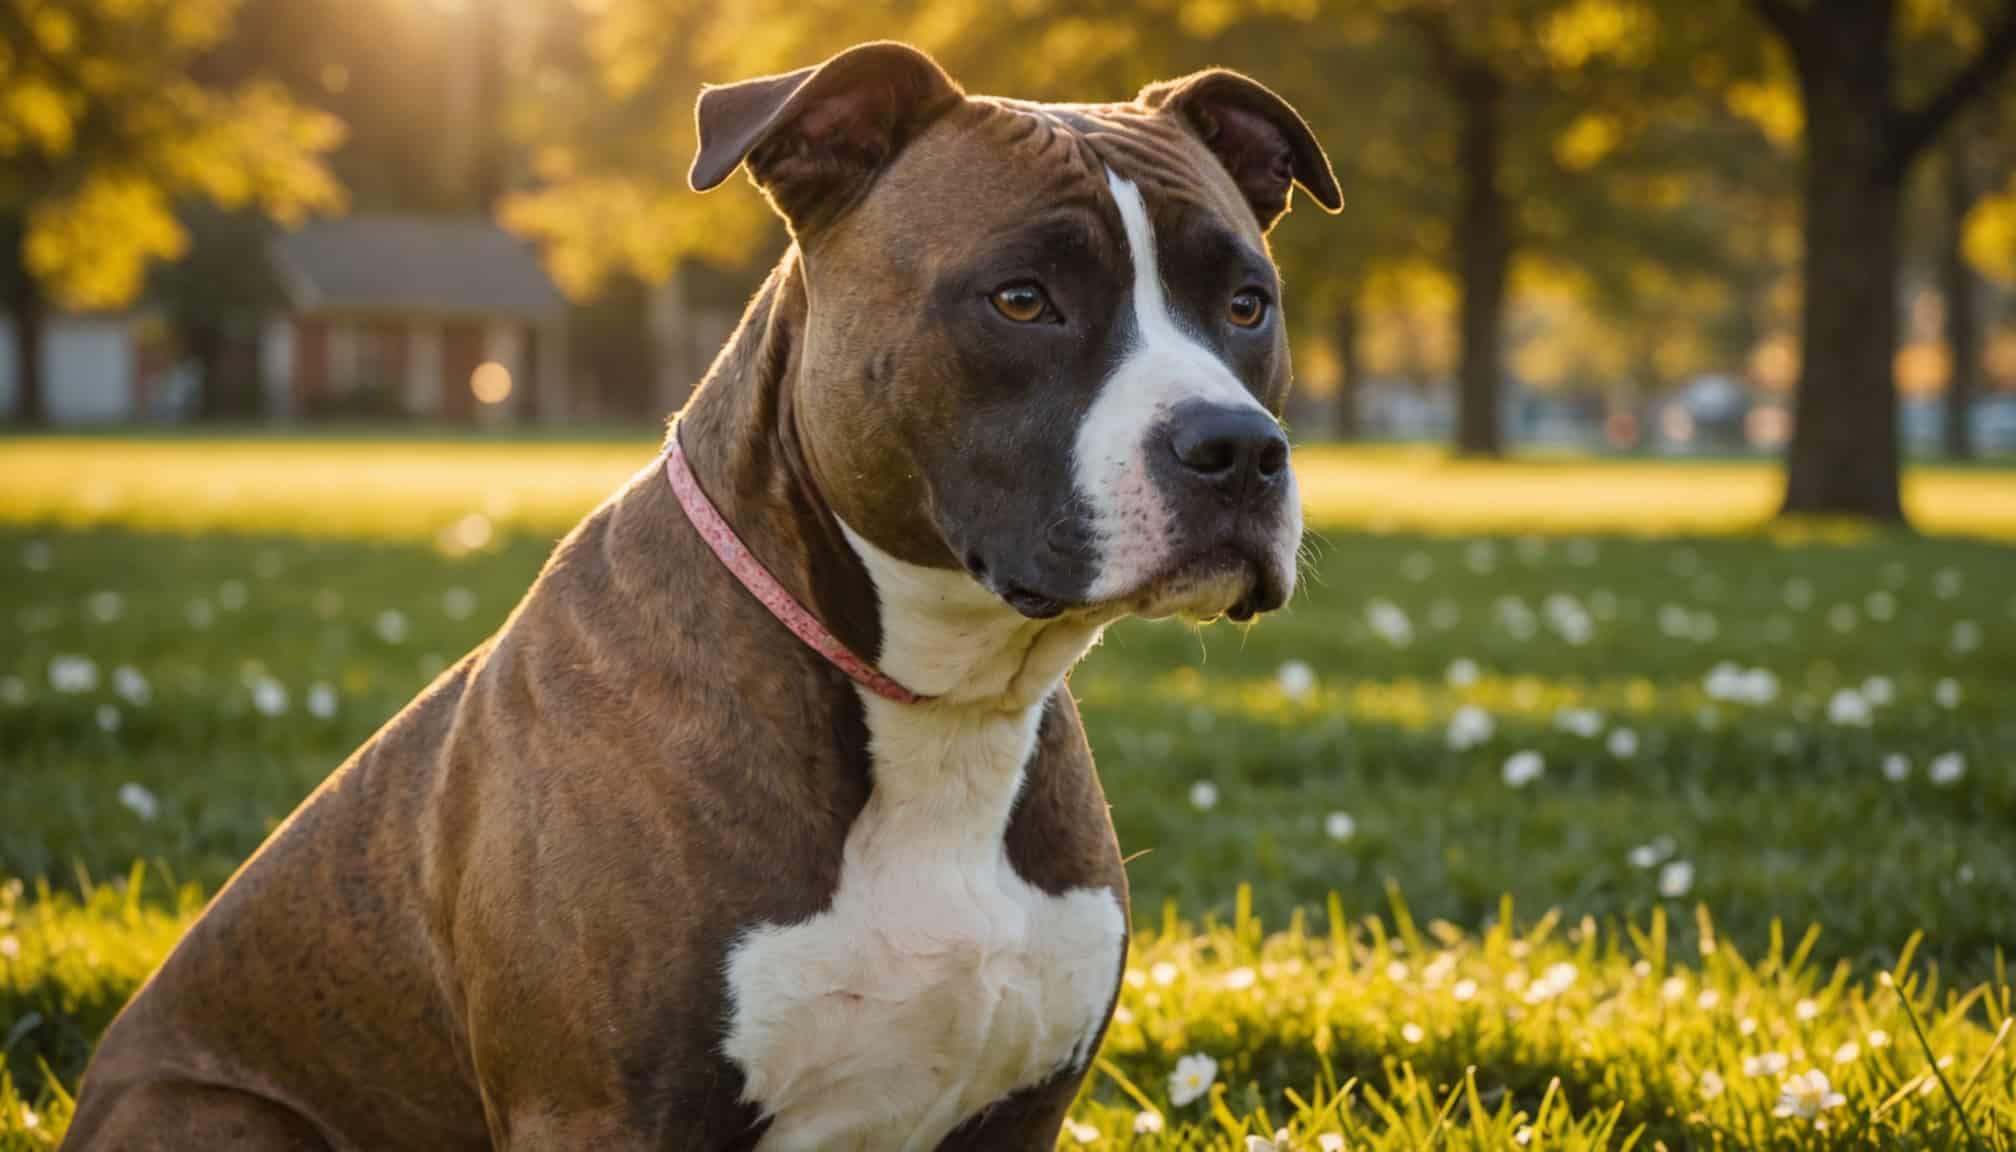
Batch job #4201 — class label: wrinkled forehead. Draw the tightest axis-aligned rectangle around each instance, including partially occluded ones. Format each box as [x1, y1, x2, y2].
[834, 96, 1265, 268]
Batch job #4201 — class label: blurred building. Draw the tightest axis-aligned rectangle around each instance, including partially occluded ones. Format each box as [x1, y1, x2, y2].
[0, 311, 180, 424]
[266, 216, 568, 423]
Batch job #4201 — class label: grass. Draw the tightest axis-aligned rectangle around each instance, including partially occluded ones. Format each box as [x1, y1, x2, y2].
[2, 435, 2014, 1148]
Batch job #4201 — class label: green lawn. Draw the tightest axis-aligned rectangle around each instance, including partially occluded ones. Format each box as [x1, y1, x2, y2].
[2, 436, 2014, 1148]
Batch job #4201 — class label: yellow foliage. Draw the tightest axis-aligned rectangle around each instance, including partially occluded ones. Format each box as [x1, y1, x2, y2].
[25, 174, 188, 310]
[1, 76, 75, 155]
[1540, 0, 1654, 68]
[1553, 114, 1619, 172]
[1964, 178, 2016, 285]
[1726, 80, 1801, 147]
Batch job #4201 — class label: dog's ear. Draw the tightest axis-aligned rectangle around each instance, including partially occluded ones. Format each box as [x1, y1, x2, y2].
[689, 41, 963, 232]
[1139, 69, 1342, 231]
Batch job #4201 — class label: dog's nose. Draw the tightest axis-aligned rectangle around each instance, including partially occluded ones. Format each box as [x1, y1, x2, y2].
[1169, 405, 1289, 497]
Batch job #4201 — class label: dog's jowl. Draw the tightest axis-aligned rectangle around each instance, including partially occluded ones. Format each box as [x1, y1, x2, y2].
[61, 41, 1337, 1152]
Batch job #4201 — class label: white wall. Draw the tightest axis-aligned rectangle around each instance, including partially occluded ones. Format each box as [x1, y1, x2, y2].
[0, 317, 136, 424]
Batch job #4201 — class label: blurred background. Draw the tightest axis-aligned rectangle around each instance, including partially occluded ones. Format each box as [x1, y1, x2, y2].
[3, 0, 2016, 504]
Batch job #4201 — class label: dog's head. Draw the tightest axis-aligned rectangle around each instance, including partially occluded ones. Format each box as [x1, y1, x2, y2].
[692, 42, 1339, 625]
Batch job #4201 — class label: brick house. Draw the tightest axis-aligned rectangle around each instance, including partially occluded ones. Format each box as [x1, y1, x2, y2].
[266, 217, 568, 423]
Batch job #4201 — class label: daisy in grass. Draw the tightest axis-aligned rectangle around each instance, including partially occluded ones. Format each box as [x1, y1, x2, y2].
[1168, 1053, 1217, 1107]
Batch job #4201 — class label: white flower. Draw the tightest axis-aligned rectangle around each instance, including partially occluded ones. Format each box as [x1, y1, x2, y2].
[0, 935, 17, 959]
[1133, 1111, 1164, 1135]
[1865, 590, 1896, 621]
[1795, 998, 1819, 1022]
[1445, 657, 1480, 688]
[1401, 1021, 1425, 1044]
[251, 676, 289, 717]
[1934, 678, 1962, 709]
[1222, 967, 1257, 991]
[1464, 540, 1496, 573]
[1866, 1029, 1890, 1049]
[1319, 1135, 1345, 1152]
[1553, 707, 1603, 738]
[1658, 604, 1694, 638]
[1934, 567, 1962, 599]
[1400, 551, 1434, 582]
[375, 609, 410, 645]
[1699, 1069, 1726, 1099]
[443, 586, 477, 621]
[1446, 706, 1496, 751]
[307, 683, 339, 720]
[1513, 1125, 1533, 1145]
[1743, 1051, 1788, 1077]
[185, 599, 216, 630]
[1697, 989, 1720, 1011]
[1826, 689, 1872, 727]
[1629, 844, 1664, 870]
[218, 579, 248, 610]
[1277, 660, 1316, 700]
[1659, 860, 1695, 899]
[113, 666, 151, 707]
[1324, 811, 1356, 843]
[96, 704, 121, 733]
[0, 676, 24, 706]
[1773, 1069, 1846, 1119]
[1065, 1120, 1098, 1144]
[20, 540, 52, 571]
[1245, 1133, 1290, 1152]
[1168, 1052, 1217, 1106]
[1861, 676, 1894, 707]
[1188, 780, 1219, 811]
[1783, 578, 1813, 610]
[1832, 1042, 1860, 1065]
[1606, 728, 1639, 758]
[87, 590, 125, 623]
[118, 782, 159, 822]
[1882, 754, 1911, 782]
[1502, 751, 1545, 788]
[1452, 978, 1478, 1002]
[1365, 600, 1414, 647]
[1150, 961, 1179, 987]
[1928, 752, 1966, 786]
[49, 655, 99, 694]
[1740, 1017, 1758, 1036]
[1661, 976, 1687, 1002]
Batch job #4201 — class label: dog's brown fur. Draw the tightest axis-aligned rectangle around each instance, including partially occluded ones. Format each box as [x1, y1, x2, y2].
[64, 40, 1335, 1150]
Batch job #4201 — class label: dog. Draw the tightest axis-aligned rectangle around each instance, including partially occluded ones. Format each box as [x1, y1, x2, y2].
[62, 41, 1337, 1151]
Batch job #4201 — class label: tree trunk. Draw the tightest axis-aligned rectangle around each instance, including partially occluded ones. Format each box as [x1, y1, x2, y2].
[11, 275, 47, 427]
[1780, 8, 1905, 520]
[1332, 297, 1361, 440]
[1942, 127, 1977, 461]
[1453, 65, 1508, 458]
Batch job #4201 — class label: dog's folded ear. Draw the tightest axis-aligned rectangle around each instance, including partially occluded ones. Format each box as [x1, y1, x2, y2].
[1139, 70, 1342, 231]
[690, 42, 963, 232]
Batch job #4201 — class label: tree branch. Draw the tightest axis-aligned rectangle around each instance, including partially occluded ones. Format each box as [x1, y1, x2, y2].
[1887, 4, 2016, 176]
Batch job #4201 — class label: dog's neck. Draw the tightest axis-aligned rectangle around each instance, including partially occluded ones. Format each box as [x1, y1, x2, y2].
[675, 248, 1107, 715]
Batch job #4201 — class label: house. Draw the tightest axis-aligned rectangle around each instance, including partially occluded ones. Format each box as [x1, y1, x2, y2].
[266, 216, 568, 422]
[0, 311, 179, 424]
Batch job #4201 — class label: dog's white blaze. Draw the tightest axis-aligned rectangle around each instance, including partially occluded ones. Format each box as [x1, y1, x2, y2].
[721, 526, 1123, 1152]
[1076, 170, 1274, 602]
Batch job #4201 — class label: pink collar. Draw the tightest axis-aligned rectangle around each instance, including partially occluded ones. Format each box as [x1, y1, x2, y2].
[664, 427, 928, 705]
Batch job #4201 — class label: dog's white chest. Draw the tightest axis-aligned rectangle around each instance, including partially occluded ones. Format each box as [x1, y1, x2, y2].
[721, 702, 1124, 1152]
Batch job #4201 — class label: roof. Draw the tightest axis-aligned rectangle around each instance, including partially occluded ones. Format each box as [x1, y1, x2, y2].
[270, 216, 566, 320]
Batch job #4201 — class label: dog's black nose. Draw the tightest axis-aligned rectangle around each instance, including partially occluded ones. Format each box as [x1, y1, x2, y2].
[1169, 404, 1289, 498]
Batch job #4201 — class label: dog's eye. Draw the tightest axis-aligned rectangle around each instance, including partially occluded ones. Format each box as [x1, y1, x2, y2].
[1228, 289, 1269, 329]
[990, 282, 1053, 324]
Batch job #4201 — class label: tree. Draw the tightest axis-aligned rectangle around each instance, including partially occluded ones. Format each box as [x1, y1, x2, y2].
[1386, 0, 1773, 457]
[1941, 122, 1982, 460]
[0, 0, 343, 425]
[1744, 0, 2016, 518]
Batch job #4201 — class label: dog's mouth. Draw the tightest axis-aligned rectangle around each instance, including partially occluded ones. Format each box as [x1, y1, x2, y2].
[976, 546, 1283, 625]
